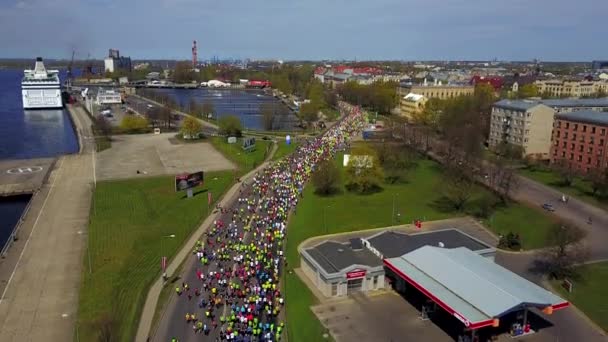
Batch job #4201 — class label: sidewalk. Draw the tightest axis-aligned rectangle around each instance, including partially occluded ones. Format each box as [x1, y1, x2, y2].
[135, 142, 279, 342]
[0, 105, 94, 342]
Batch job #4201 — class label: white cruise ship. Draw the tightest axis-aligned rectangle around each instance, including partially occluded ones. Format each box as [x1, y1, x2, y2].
[21, 57, 63, 109]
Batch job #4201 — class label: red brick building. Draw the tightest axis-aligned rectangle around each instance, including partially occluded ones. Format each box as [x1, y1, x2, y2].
[550, 111, 608, 174]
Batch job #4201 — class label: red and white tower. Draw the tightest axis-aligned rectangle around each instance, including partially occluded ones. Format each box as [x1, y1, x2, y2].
[192, 40, 198, 67]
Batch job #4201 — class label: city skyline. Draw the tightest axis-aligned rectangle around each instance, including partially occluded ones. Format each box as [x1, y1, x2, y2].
[1, 0, 607, 61]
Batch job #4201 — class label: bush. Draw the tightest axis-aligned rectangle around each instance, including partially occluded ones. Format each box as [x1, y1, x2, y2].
[218, 115, 243, 137]
[120, 116, 149, 133]
[345, 145, 384, 194]
[312, 160, 341, 196]
[498, 232, 522, 250]
[180, 116, 203, 139]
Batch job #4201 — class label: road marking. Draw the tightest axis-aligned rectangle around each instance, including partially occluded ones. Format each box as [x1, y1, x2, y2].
[0, 157, 64, 305]
[6, 166, 43, 174]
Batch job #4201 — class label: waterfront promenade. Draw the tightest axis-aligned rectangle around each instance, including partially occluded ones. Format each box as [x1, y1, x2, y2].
[0, 105, 94, 342]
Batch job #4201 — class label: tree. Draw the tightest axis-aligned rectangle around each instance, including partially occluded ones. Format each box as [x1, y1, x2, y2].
[586, 168, 608, 197]
[260, 103, 276, 131]
[188, 98, 200, 118]
[487, 159, 519, 202]
[180, 116, 203, 139]
[345, 145, 384, 194]
[120, 115, 149, 133]
[158, 106, 174, 129]
[94, 115, 112, 138]
[495, 141, 525, 160]
[201, 100, 215, 119]
[518, 84, 539, 98]
[542, 223, 589, 279]
[218, 115, 243, 137]
[173, 61, 196, 83]
[473, 83, 496, 138]
[299, 102, 318, 128]
[440, 166, 475, 211]
[306, 80, 326, 108]
[312, 160, 342, 196]
[375, 143, 417, 184]
[552, 158, 575, 186]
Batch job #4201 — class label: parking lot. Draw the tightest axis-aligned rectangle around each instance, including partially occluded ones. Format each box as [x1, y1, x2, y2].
[95, 133, 235, 180]
[312, 291, 453, 342]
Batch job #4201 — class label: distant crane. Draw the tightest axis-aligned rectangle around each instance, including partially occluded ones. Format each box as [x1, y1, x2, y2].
[66, 50, 75, 88]
[83, 53, 94, 79]
[192, 40, 198, 67]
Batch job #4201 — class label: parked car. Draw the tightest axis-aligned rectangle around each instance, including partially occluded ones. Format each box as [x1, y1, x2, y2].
[542, 203, 555, 212]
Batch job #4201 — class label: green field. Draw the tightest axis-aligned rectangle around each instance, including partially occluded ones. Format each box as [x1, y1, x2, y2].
[272, 141, 299, 161]
[76, 172, 234, 342]
[283, 156, 558, 342]
[520, 167, 608, 210]
[210, 136, 272, 173]
[483, 203, 556, 250]
[551, 262, 608, 332]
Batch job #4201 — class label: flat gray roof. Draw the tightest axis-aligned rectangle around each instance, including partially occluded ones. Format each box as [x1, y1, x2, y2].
[367, 229, 490, 258]
[556, 110, 608, 126]
[385, 246, 568, 327]
[305, 241, 382, 274]
[493, 99, 541, 111]
[542, 98, 608, 108]
[303, 228, 492, 275]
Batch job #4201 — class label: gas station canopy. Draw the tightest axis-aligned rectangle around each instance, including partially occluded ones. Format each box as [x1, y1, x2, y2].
[384, 246, 569, 330]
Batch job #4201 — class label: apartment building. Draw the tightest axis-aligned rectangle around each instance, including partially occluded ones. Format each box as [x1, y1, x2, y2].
[550, 111, 608, 174]
[398, 80, 474, 100]
[541, 98, 608, 113]
[399, 93, 427, 120]
[535, 79, 608, 98]
[488, 100, 555, 159]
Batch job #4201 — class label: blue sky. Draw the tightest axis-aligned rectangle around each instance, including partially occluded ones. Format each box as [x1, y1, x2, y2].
[1, 0, 606, 61]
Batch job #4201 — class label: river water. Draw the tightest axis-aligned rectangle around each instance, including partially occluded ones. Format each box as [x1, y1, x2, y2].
[0, 68, 79, 249]
[150, 88, 298, 130]
[0, 69, 79, 160]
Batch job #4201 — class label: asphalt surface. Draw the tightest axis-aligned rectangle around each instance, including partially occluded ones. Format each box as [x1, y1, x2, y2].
[152, 104, 363, 342]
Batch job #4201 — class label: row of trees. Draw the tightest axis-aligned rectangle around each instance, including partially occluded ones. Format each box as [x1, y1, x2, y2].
[336, 80, 399, 115]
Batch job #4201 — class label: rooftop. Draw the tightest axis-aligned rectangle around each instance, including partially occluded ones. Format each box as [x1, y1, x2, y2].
[493, 99, 542, 111]
[366, 228, 490, 259]
[385, 246, 568, 328]
[542, 98, 608, 108]
[305, 240, 382, 274]
[556, 110, 608, 126]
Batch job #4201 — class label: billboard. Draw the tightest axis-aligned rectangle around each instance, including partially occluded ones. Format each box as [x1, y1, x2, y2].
[242, 137, 256, 151]
[175, 171, 204, 192]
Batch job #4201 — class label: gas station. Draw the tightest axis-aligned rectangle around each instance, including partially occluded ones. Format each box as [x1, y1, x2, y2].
[383, 245, 569, 341]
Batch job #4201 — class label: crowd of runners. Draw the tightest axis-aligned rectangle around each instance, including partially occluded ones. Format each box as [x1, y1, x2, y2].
[170, 103, 366, 342]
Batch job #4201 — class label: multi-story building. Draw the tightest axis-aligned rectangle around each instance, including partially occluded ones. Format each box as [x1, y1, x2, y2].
[398, 80, 474, 100]
[104, 49, 132, 74]
[541, 98, 608, 113]
[399, 93, 427, 120]
[488, 100, 555, 159]
[534, 79, 608, 98]
[550, 111, 608, 174]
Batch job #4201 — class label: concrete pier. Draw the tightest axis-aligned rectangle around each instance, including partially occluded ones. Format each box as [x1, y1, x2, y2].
[0, 158, 55, 196]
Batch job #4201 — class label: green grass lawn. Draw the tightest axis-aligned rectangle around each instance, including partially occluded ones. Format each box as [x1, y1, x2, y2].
[76, 172, 233, 342]
[284, 155, 559, 341]
[272, 141, 299, 161]
[483, 203, 556, 250]
[519, 167, 608, 210]
[551, 262, 608, 332]
[210, 136, 272, 173]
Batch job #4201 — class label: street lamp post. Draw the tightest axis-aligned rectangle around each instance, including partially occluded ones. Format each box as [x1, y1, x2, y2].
[392, 194, 399, 225]
[161, 234, 176, 281]
[323, 205, 332, 235]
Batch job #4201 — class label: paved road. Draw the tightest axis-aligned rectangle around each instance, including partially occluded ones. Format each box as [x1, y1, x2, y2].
[512, 176, 608, 260]
[397, 125, 608, 260]
[0, 105, 94, 342]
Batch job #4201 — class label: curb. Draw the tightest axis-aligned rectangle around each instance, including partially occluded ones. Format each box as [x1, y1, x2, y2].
[135, 139, 279, 342]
